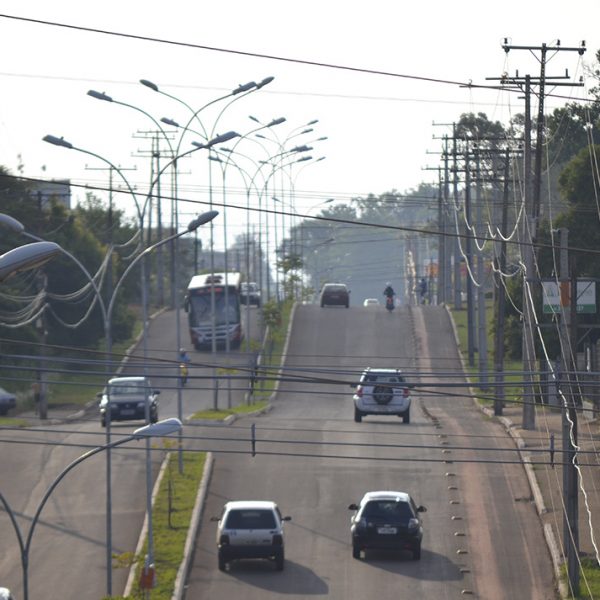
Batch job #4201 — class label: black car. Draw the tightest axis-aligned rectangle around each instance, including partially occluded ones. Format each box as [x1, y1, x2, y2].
[349, 491, 426, 560]
[98, 376, 160, 427]
[320, 283, 349, 308]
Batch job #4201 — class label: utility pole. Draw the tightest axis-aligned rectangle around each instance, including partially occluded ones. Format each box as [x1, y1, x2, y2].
[463, 141, 476, 367]
[488, 39, 586, 429]
[433, 122, 462, 309]
[474, 147, 488, 388]
[437, 167, 445, 305]
[494, 147, 511, 415]
[85, 163, 137, 314]
[559, 227, 579, 596]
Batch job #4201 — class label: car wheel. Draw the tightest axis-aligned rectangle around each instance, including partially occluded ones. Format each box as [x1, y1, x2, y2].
[218, 550, 227, 571]
[100, 415, 106, 428]
[354, 408, 362, 423]
[373, 385, 393, 405]
[320, 302, 325, 307]
[412, 543, 421, 560]
[151, 411, 158, 424]
[275, 549, 285, 571]
[352, 544, 361, 559]
[402, 409, 410, 424]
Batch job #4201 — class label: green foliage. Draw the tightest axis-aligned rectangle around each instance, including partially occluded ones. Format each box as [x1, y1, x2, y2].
[128, 451, 207, 599]
[261, 299, 282, 328]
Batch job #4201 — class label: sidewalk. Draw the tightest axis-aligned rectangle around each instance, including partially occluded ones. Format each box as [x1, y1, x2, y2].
[492, 398, 600, 558]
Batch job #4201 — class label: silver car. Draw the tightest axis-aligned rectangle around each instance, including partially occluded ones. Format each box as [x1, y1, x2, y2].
[212, 500, 291, 571]
[352, 368, 412, 423]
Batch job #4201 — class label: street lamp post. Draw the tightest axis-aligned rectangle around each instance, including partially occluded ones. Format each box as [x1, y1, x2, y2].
[0, 418, 182, 600]
[1, 209, 217, 597]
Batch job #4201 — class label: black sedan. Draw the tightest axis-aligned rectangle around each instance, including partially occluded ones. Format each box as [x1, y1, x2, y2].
[319, 283, 349, 307]
[349, 490, 426, 560]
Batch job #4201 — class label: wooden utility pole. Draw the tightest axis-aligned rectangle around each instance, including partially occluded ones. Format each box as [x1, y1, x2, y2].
[559, 227, 580, 596]
[488, 39, 586, 429]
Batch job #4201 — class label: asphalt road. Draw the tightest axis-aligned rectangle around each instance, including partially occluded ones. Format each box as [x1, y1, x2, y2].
[183, 304, 556, 599]
[0, 306, 262, 599]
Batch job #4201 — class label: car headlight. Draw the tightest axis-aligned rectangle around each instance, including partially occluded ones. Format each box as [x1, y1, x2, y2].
[408, 518, 419, 530]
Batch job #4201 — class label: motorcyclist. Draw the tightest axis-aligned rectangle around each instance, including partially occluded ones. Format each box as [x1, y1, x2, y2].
[179, 348, 191, 386]
[383, 282, 395, 299]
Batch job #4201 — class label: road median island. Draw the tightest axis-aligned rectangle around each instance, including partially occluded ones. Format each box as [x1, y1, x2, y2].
[119, 301, 296, 600]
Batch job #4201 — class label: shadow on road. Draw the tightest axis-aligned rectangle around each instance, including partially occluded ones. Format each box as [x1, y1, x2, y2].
[360, 548, 465, 581]
[227, 559, 328, 594]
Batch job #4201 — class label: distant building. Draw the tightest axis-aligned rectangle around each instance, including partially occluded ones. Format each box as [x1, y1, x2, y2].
[26, 179, 71, 210]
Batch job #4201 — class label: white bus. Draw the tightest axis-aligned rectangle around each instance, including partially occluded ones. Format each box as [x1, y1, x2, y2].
[184, 272, 244, 350]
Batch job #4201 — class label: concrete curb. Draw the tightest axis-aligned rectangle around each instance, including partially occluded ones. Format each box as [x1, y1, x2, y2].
[172, 452, 214, 600]
[444, 305, 565, 598]
[269, 301, 297, 404]
[169, 303, 296, 597]
[124, 444, 172, 597]
[121, 301, 296, 598]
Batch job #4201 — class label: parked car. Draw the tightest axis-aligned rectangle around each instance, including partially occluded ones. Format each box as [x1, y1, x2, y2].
[0, 587, 14, 600]
[352, 368, 412, 423]
[320, 283, 350, 308]
[0, 386, 16, 416]
[211, 500, 291, 571]
[349, 490, 426, 560]
[98, 376, 160, 427]
[240, 282, 261, 307]
[363, 298, 379, 307]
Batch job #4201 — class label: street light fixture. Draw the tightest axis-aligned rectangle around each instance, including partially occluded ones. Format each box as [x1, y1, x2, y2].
[0, 242, 61, 282]
[0, 418, 182, 600]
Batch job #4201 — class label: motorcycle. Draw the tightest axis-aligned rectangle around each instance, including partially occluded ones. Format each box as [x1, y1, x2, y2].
[179, 362, 189, 387]
[385, 296, 395, 312]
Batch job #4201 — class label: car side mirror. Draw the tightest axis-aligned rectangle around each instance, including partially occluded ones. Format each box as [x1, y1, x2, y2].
[348, 503, 358, 510]
[282, 516, 292, 522]
[96, 391, 103, 399]
[408, 383, 416, 389]
[210, 516, 220, 522]
[349, 383, 357, 389]
[154, 390, 161, 395]
[417, 505, 427, 513]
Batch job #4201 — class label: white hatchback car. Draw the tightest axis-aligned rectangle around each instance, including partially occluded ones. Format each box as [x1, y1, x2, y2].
[352, 368, 412, 423]
[212, 500, 291, 571]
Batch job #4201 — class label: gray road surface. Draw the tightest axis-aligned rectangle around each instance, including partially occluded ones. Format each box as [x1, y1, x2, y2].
[0, 306, 262, 598]
[183, 304, 556, 599]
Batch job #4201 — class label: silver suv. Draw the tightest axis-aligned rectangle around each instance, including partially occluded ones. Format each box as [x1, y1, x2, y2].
[212, 500, 291, 571]
[352, 368, 412, 423]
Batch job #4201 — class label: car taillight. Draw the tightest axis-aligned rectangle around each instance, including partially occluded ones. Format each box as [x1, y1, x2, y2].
[272, 534, 283, 546]
[219, 534, 230, 545]
[403, 388, 409, 398]
[356, 386, 363, 398]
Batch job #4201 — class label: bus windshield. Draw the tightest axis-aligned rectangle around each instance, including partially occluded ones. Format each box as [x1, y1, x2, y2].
[189, 291, 240, 326]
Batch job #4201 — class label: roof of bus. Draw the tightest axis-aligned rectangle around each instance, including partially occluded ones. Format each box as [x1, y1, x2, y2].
[188, 272, 242, 290]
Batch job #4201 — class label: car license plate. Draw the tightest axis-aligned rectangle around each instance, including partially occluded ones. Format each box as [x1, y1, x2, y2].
[120, 409, 134, 416]
[377, 527, 397, 534]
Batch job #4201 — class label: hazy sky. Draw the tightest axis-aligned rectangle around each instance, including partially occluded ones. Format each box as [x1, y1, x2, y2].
[0, 1, 598, 245]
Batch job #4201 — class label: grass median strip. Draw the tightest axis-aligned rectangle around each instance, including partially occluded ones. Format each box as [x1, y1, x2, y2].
[116, 302, 293, 599]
